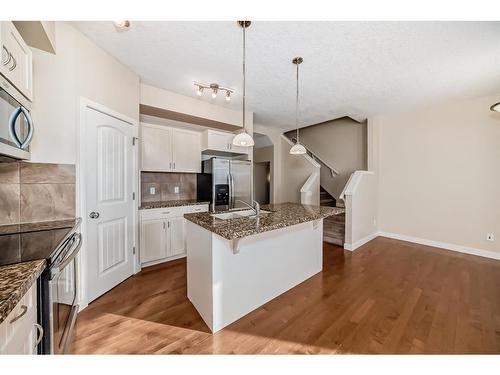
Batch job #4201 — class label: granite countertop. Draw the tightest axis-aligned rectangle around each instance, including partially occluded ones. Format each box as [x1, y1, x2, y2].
[0, 259, 46, 325]
[140, 200, 210, 210]
[184, 202, 345, 240]
[0, 218, 78, 235]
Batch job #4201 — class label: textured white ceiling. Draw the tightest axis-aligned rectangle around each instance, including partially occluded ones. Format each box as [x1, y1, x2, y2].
[73, 21, 500, 130]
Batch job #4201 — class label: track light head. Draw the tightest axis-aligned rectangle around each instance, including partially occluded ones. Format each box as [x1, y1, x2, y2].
[225, 91, 231, 102]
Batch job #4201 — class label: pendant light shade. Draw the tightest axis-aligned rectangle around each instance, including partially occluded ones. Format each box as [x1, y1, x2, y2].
[290, 57, 306, 155]
[233, 21, 254, 148]
[232, 131, 255, 147]
[491, 102, 500, 112]
[290, 143, 307, 155]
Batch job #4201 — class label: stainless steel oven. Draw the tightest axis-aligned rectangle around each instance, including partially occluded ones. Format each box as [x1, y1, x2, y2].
[0, 77, 33, 160]
[38, 223, 82, 354]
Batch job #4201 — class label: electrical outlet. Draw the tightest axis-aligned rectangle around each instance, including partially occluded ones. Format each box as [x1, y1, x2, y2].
[150, 187, 156, 195]
[174, 186, 179, 194]
[486, 233, 495, 242]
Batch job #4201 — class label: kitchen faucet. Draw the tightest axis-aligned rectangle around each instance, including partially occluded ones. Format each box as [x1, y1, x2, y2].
[235, 199, 261, 217]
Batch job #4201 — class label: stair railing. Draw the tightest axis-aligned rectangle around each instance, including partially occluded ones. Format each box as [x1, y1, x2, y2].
[289, 137, 340, 178]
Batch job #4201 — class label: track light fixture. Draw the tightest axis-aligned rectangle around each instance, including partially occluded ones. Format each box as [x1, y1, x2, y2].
[491, 102, 500, 112]
[194, 82, 233, 102]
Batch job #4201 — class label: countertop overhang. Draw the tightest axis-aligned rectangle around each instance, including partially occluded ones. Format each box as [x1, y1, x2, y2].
[184, 202, 344, 241]
[0, 260, 46, 325]
[140, 200, 210, 210]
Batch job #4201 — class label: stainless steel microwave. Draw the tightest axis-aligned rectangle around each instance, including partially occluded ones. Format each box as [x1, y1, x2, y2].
[0, 77, 33, 160]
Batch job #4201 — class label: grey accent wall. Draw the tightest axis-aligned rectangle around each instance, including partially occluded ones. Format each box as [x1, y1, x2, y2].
[286, 117, 367, 199]
[0, 162, 75, 225]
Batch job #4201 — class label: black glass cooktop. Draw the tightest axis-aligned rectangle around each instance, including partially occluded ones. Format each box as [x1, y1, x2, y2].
[0, 219, 79, 267]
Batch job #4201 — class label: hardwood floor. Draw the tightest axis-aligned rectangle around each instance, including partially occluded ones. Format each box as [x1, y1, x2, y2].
[70, 237, 500, 354]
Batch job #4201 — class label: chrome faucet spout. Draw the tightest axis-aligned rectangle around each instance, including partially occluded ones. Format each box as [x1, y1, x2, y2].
[235, 199, 261, 217]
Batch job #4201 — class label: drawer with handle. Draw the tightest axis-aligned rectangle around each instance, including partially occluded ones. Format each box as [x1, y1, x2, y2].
[0, 283, 41, 354]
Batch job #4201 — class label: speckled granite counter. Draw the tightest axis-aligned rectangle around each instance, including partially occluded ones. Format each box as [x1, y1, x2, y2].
[0, 260, 45, 325]
[140, 200, 210, 210]
[184, 202, 344, 240]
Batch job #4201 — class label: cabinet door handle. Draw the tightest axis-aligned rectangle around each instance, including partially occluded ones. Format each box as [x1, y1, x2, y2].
[10, 305, 28, 324]
[167, 221, 170, 228]
[34, 323, 44, 347]
[169, 162, 172, 169]
[2, 46, 11, 65]
[8, 54, 16, 71]
[173, 162, 175, 169]
[163, 221, 166, 229]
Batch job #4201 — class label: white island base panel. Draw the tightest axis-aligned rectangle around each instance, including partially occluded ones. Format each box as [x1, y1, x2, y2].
[186, 219, 323, 333]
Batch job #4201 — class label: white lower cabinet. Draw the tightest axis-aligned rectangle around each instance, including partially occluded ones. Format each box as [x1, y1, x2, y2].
[140, 204, 208, 266]
[168, 216, 185, 257]
[0, 284, 40, 355]
[140, 219, 167, 263]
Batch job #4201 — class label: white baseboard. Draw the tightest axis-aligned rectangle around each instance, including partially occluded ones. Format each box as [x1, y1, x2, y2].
[378, 231, 500, 261]
[344, 232, 378, 251]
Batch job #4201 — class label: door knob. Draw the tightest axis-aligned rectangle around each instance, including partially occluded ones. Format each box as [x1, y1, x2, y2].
[89, 212, 100, 219]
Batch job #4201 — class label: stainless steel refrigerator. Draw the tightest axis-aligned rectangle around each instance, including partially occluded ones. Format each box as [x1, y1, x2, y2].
[197, 157, 252, 212]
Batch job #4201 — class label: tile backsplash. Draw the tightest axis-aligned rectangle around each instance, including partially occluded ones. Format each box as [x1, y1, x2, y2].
[141, 172, 196, 202]
[0, 162, 76, 225]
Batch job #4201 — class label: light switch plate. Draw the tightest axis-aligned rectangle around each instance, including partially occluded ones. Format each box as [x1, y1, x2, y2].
[150, 187, 156, 195]
[174, 186, 179, 194]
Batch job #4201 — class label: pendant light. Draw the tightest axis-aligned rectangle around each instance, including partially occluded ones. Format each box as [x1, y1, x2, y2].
[232, 21, 255, 147]
[289, 57, 307, 155]
[491, 102, 500, 112]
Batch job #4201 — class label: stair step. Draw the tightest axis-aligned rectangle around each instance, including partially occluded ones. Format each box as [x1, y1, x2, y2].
[323, 236, 343, 246]
[324, 216, 344, 222]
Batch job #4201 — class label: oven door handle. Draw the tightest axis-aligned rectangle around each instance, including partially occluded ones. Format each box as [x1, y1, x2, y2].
[8, 106, 34, 149]
[54, 233, 82, 274]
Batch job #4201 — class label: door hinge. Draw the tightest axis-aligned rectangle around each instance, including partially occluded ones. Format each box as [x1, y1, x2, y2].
[132, 192, 135, 200]
[133, 246, 136, 255]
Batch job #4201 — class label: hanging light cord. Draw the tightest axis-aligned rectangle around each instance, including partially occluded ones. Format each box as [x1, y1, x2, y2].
[242, 24, 246, 132]
[295, 60, 300, 144]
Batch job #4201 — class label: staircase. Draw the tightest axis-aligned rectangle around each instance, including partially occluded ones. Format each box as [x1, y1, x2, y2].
[320, 186, 336, 207]
[320, 187, 345, 247]
[284, 133, 346, 247]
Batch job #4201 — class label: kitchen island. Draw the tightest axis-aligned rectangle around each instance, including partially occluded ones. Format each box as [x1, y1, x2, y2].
[184, 203, 344, 333]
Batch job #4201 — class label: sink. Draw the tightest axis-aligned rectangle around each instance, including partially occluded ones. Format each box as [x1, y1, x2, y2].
[212, 209, 271, 220]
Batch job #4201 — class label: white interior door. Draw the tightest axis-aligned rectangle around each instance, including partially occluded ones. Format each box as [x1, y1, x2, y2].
[84, 106, 136, 303]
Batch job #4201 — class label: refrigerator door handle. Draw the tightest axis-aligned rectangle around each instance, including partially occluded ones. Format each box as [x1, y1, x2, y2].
[228, 173, 233, 209]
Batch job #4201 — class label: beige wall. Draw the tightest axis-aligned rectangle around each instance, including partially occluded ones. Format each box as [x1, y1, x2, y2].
[254, 145, 273, 204]
[286, 117, 367, 200]
[29, 22, 140, 164]
[140, 83, 252, 131]
[376, 94, 500, 254]
[253, 124, 284, 203]
[280, 137, 320, 204]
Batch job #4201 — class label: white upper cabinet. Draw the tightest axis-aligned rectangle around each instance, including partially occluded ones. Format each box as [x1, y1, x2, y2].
[141, 123, 173, 172]
[0, 22, 33, 100]
[172, 128, 201, 173]
[202, 129, 249, 155]
[141, 123, 201, 173]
